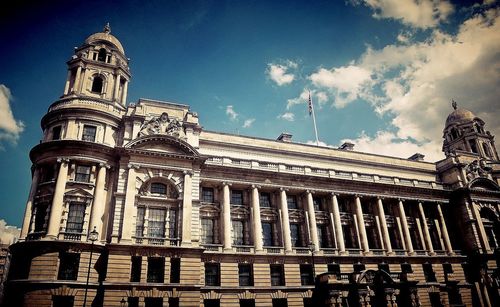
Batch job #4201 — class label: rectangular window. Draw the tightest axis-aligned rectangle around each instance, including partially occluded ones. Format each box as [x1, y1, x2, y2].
[66, 203, 85, 233]
[423, 263, 437, 282]
[205, 263, 220, 286]
[170, 258, 180, 283]
[231, 190, 243, 205]
[33, 203, 49, 232]
[82, 125, 97, 142]
[169, 298, 180, 307]
[75, 165, 91, 182]
[328, 263, 340, 277]
[145, 297, 163, 307]
[317, 224, 329, 248]
[202, 187, 215, 203]
[238, 264, 253, 286]
[147, 257, 164, 283]
[232, 220, 244, 245]
[204, 299, 221, 307]
[270, 264, 285, 286]
[167, 209, 177, 239]
[53, 296, 74, 307]
[290, 224, 301, 247]
[262, 222, 273, 246]
[148, 208, 166, 238]
[58, 252, 80, 280]
[52, 126, 62, 140]
[300, 264, 314, 285]
[127, 297, 139, 307]
[130, 256, 141, 282]
[240, 299, 256, 307]
[201, 218, 215, 244]
[287, 195, 297, 209]
[135, 207, 145, 238]
[272, 298, 288, 307]
[259, 192, 271, 207]
[313, 197, 322, 211]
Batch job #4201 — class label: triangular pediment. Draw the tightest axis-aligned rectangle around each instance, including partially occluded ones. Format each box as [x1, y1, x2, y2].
[124, 135, 199, 157]
[65, 188, 94, 198]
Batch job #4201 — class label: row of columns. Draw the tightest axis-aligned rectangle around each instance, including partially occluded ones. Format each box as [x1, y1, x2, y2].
[21, 159, 109, 242]
[215, 185, 454, 256]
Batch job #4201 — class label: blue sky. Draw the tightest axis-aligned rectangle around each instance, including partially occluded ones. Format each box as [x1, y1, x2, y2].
[0, 0, 499, 229]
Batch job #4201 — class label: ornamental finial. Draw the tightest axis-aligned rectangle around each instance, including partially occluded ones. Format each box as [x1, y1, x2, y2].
[451, 99, 457, 110]
[103, 22, 111, 34]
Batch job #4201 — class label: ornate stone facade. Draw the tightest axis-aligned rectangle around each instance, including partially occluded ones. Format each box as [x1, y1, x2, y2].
[4, 26, 500, 307]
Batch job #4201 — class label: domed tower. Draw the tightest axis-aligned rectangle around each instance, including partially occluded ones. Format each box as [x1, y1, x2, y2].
[62, 23, 130, 106]
[442, 100, 498, 161]
[19, 24, 130, 244]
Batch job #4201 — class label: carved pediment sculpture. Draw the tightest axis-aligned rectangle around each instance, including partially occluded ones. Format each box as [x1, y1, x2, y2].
[138, 112, 186, 139]
[466, 158, 492, 181]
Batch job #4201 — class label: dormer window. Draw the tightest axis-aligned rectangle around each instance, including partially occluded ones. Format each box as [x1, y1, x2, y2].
[151, 183, 167, 196]
[97, 48, 107, 62]
[91, 76, 103, 93]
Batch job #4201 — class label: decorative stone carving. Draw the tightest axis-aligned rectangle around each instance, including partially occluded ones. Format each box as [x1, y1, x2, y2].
[466, 159, 492, 181]
[137, 112, 187, 139]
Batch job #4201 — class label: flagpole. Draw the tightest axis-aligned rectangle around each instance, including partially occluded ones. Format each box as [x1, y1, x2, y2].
[309, 91, 320, 146]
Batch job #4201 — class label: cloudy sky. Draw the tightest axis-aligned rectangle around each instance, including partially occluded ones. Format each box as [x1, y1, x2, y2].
[0, 0, 499, 227]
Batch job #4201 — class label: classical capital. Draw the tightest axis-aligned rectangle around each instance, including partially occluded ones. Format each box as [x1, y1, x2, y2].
[183, 170, 194, 176]
[127, 163, 139, 170]
[56, 157, 70, 164]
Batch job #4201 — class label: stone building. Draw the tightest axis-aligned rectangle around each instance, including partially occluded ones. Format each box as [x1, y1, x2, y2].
[4, 25, 500, 307]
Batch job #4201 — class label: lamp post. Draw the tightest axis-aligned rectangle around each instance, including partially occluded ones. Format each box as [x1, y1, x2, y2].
[308, 243, 316, 284]
[83, 226, 98, 307]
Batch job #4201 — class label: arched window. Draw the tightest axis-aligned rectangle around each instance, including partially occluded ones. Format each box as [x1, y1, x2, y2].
[97, 48, 107, 62]
[91, 76, 103, 93]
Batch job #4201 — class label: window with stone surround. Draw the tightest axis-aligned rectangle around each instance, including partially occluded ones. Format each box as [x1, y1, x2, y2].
[232, 220, 244, 245]
[205, 263, 220, 286]
[58, 252, 80, 280]
[82, 124, 97, 142]
[147, 257, 164, 283]
[130, 256, 141, 282]
[201, 218, 215, 244]
[270, 264, 285, 286]
[66, 203, 85, 233]
[259, 192, 271, 207]
[33, 203, 49, 233]
[262, 222, 274, 246]
[300, 264, 314, 285]
[145, 297, 163, 307]
[231, 190, 243, 206]
[202, 187, 215, 203]
[287, 195, 298, 209]
[91, 76, 103, 93]
[170, 258, 180, 283]
[75, 165, 91, 182]
[238, 263, 253, 286]
[150, 182, 167, 196]
[290, 224, 301, 247]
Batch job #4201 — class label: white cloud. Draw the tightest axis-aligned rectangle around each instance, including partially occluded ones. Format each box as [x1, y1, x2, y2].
[353, 0, 454, 29]
[309, 65, 372, 107]
[277, 112, 295, 121]
[267, 60, 298, 86]
[286, 89, 310, 109]
[342, 131, 444, 161]
[243, 118, 255, 128]
[305, 140, 333, 147]
[0, 84, 25, 147]
[225, 105, 238, 121]
[0, 219, 20, 244]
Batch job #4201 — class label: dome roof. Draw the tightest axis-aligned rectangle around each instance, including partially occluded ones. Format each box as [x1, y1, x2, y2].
[84, 23, 125, 54]
[445, 101, 477, 128]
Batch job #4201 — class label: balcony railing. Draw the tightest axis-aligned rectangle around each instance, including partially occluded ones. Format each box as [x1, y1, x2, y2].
[133, 236, 179, 246]
[322, 248, 339, 255]
[393, 249, 406, 256]
[265, 246, 284, 254]
[414, 250, 427, 256]
[62, 232, 82, 241]
[433, 250, 447, 256]
[202, 244, 223, 252]
[293, 247, 311, 254]
[370, 249, 385, 256]
[234, 245, 254, 253]
[346, 248, 362, 255]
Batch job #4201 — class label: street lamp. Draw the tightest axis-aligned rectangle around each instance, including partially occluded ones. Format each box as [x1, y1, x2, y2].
[308, 243, 316, 284]
[83, 226, 98, 307]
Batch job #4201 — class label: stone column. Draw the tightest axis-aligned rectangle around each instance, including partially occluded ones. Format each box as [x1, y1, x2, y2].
[121, 80, 128, 105]
[306, 191, 320, 252]
[181, 171, 193, 246]
[251, 186, 264, 252]
[280, 188, 293, 253]
[46, 158, 69, 239]
[74, 66, 82, 93]
[355, 196, 370, 254]
[222, 182, 232, 250]
[377, 198, 393, 255]
[89, 163, 108, 241]
[472, 202, 492, 252]
[330, 193, 346, 254]
[20, 167, 41, 239]
[398, 200, 414, 255]
[63, 70, 72, 95]
[113, 74, 121, 101]
[436, 203, 454, 255]
[121, 164, 137, 242]
[418, 202, 435, 255]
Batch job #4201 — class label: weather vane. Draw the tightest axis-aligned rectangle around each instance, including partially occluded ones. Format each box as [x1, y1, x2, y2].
[451, 99, 457, 110]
